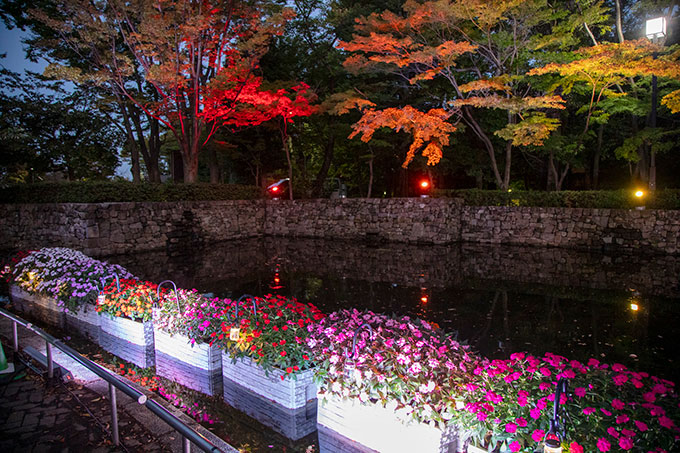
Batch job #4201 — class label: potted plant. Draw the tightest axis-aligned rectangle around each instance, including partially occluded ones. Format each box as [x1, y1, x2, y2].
[152, 283, 227, 395]
[96, 278, 157, 368]
[214, 293, 324, 410]
[307, 309, 480, 453]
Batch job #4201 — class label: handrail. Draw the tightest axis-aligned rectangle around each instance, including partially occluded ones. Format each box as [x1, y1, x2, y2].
[0, 307, 223, 453]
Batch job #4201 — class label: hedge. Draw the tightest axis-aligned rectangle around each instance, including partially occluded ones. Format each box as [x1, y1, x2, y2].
[0, 181, 264, 203]
[433, 189, 680, 210]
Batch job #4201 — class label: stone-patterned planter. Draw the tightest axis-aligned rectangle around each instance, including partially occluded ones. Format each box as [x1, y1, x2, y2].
[99, 315, 155, 368]
[154, 329, 222, 396]
[9, 285, 65, 328]
[223, 379, 317, 440]
[221, 353, 316, 410]
[316, 392, 462, 453]
[64, 303, 101, 342]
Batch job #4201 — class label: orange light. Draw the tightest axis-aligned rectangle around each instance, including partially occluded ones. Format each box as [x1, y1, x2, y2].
[635, 190, 644, 198]
[274, 276, 280, 284]
[420, 295, 428, 303]
[630, 302, 639, 311]
[420, 180, 430, 189]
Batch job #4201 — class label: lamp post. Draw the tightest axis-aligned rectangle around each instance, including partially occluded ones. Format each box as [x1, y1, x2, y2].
[645, 17, 666, 192]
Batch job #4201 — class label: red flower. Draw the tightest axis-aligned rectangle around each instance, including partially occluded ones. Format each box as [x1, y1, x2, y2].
[280, 350, 287, 356]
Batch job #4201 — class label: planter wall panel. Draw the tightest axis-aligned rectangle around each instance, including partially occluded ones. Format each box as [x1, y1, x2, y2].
[316, 393, 461, 453]
[154, 329, 222, 395]
[223, 379, 317, 440]
[221, 353, 316, 410]
[99, 316, 155, 368]
[10, 286, 65, 328]
[64, 304, 101, 342]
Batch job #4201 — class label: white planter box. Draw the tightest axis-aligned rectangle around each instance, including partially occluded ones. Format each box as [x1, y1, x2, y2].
[99, 315, 155, 368]
[221, 353, 316, 410]
[223, 378, 317, 441]
[153, 329, 222, 396]
[10, 285, 65, 328]
[64, 303, 101, 342]
[317, 392, 462, 453]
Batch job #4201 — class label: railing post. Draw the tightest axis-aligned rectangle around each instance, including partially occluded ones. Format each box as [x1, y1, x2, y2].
[183, 437, 191, 453]
[12, 321, 18, 352]
[109, 383, 120, 446]
[46, 342, 53, 378]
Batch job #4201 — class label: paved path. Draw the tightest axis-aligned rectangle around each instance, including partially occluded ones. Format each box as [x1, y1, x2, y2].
[0, 314, 235, 453]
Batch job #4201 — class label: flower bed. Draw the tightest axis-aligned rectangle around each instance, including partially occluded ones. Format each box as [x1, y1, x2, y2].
[9, 247, 133, 313]
[96, 279, 158, 368]
[64, 302, 101, 342]
[308, 309, 480, 452]
[152, 290, 228, 395]
[456, 352, 680, 453]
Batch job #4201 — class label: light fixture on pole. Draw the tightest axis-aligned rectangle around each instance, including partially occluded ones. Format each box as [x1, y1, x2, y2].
[645, 16, 666, 192]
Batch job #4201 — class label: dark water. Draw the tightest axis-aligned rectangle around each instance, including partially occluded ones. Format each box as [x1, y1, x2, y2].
[107, 238, 680, 452]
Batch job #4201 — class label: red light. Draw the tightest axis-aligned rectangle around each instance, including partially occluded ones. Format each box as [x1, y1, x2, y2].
[271, 186, 279, 192]
[274, 277, 280, 284]
[420, 295, 428, 303]
[420, 181, 430, 189]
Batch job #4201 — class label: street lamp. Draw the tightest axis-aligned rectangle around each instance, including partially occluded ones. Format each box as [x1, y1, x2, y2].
[645, 16, 666, 192]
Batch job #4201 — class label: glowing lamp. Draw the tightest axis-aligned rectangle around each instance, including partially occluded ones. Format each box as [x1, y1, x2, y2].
[271, 186, 279, 192]
[420, 295, 428, 303]
[646, 17, 666, 41]
[630, 302, 639, 311]
[420, 180, 430, 189]
[635, 190, 644, 198]
[543, 438, 563, 453]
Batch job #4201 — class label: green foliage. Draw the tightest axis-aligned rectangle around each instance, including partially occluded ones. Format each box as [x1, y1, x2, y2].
[0, 181, 264, 204]
[434, 189, 680, 209]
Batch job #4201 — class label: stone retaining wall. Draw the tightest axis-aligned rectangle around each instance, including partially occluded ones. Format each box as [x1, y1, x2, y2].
[1, 199, 678, 255]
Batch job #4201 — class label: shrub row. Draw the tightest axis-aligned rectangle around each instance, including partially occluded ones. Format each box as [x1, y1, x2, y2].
[434, 189, 680, 210]
[0, 181, 264, 203]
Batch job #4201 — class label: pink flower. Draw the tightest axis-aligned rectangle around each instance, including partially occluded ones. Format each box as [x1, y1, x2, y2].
[509, 441, 520, 452]
[621, 429, 636, 438]
[531, 429, 545, 442]
[607, 426, 619, 438]
[643, 392, 656, 403]
[652, 383, 667, 394]
[619, 437, 634, 450]
[597, 438, 611, 452]
[515, 417, 528, 427]
[659, 416, 674, 429]
[634, 420, 648, 432]
[505, 422, 517, 433]
[530, 407, 541, 419]
[476, 412, 488, 421]
[616, 414, 630, 424]
[612, 363, 627, 372]
[583, 407, 596, 415]
[613, 374, 628, 386]
[612, 399, 625, 410]
[570, 442, 584, 453]
[601, 408, 612, 416]
[539, 367, 551, 376]
[575, 387, 587, 398]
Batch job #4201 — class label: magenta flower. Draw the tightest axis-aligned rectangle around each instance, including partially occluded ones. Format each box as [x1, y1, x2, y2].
[612, 398, 625, 410]
[613, 374, 629, 386]
[597, 438, 611, 452]
[575, 387, 587, 398]
[619, 437, 634, 450]
[616, 414, 630, 424]
[607, 426, 620, 438]
[621, 429, 636, 438]
[531, 429, 545, 442]
[601, 408, 612, 416]
[515, 417, 528, 427]
[570, 442, 584, 453]
[583, 407, 596, 415]
[509, 441, 520, 452]
[634, 420, 648, 432]
[505, 422, 517, 433]
[530, 407, 541, 419]
[659, 415, 674, 429]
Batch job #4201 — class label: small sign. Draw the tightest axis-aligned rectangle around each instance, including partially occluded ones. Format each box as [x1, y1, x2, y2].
[229, 327, 241, 341]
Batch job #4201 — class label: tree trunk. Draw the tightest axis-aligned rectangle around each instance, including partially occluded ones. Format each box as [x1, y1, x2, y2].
[311, 123, 335, 198]
[209, 147, 220, 183]
[182, 145, 200, 183]
[173, 148, 184, 182]
[462, 106, 505, 189]
[592, 123, 603, 189]
[281, 127, 294, 200]
[367, 151, 374, 198]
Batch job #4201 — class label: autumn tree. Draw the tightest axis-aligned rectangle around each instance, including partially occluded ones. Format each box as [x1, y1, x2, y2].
[333, 0, 593, 190]
[18, 0, 296, 183]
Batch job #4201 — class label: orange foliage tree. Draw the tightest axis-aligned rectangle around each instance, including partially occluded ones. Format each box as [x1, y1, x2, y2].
[333, 0, 578, 189]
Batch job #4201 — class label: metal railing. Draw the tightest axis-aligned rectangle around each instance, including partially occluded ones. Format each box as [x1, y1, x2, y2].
[0, 307, 223, 453]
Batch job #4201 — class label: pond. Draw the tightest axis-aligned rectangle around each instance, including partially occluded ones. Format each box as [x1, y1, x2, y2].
[108, 238, 680, 452]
